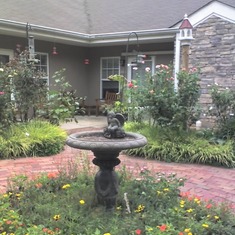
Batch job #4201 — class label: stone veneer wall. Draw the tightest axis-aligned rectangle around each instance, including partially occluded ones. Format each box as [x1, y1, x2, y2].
[189, 16, 235, 127]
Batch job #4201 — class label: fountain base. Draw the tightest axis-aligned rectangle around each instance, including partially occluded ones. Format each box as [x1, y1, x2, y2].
[66, 131, 147, 211]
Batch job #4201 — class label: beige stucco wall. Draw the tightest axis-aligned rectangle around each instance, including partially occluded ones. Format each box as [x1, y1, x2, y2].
[0, 34, 174, 106]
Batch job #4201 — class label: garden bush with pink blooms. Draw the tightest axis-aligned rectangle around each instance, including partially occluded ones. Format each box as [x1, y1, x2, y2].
[125, 65, 201, 130]
[1, 157, 235, 235]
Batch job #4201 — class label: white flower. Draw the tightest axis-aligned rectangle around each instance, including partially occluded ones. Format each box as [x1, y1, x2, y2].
[25, 132, 30, 137]
[209, 106, 213, 110]
[155, 65, 160, 69]
[8, 75, 13, 78]
[133, 67, 138, 70]
[214, 82, 218, 86]
[0, 68, 4, 72]
[145, 67, 151, 72]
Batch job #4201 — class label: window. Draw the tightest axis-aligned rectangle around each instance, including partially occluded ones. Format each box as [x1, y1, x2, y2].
[100, 57, 120, 98]
[0, 49, 14, 65]
[127, 55, 155, 84]
[35, 53, 49, 85]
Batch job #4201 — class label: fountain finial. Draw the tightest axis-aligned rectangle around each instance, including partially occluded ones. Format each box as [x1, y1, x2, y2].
[103, 111, 126, 139]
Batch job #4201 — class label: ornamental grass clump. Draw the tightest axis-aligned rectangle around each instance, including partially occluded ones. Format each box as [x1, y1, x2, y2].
[124, 122, 235, 167]
[0, 120, 66, 159]
[2, 155, 235, 235]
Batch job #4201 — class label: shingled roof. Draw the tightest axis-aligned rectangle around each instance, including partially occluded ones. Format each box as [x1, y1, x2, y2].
[0, 0, 235, 46]
[0, 0, 235, 34]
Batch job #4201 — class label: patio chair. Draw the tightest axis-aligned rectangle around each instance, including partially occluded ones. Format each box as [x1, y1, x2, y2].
[96, 91, 119, 116]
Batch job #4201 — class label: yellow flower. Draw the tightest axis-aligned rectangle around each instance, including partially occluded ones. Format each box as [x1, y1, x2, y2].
[214, 215, 219, 220]
[194, 198, 200, 204]
[62, 184, 71, 189]
[79, 199, 85, 205]
[180, 200, 185, 208]
[53, 214, 61, 221]
[163, 188, 169, 192]
[134, 204, 145, 213]
[186, 208, 193, 213]
[147, 227, 153, 231]
[188, 233, 192, 235]
[184, 228, 191, 232]
[202, 223, 209, 228]
[103, 233, 111, 235]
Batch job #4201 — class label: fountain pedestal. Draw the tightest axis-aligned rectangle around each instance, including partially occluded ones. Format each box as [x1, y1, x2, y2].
[66, 131, 147, 211]
[92, 151, 120, 210]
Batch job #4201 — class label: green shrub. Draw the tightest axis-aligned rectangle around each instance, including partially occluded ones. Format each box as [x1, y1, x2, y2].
[3, 156, 235, 235]
[124, 122, 235, 167]
[0, 120, 66, 159]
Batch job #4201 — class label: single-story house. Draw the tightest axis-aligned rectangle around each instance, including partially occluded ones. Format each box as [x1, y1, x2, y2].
[0, 0, 235, 119]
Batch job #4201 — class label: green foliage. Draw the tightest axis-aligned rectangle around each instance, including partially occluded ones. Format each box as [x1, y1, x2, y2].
[37, 68, 84, 125]
[0, 120, 66, 159]
[209, 84, 235, 139]
[0, 53, 47, 129]
[3, 158, 235, 235]
[124, 122, 235, 167]
[0, 51, 85, 130]
[124, 65, 201, 129]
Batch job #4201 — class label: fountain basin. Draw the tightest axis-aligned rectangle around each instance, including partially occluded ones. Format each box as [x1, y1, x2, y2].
[66, 131, 147, 153]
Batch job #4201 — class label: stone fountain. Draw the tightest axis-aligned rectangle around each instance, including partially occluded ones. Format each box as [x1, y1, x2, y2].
[66, 112, 147, 211]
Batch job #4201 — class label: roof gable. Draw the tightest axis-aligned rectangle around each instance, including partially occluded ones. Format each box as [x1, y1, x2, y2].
[175, 1, 235, 27]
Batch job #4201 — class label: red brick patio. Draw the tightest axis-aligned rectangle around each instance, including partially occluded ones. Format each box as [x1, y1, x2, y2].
[0, 126, 235, 210]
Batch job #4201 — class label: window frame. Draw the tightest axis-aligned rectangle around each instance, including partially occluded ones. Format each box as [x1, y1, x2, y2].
[0, 48, 14, 64]
[35, 52, 49, 86]
[100, 57, 120, 99]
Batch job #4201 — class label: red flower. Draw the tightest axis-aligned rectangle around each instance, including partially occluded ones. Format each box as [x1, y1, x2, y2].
[47, 172, 57, 179]
[159, 224, 167, 231]
[135, 229, 142, 235]
[206, 204, 212, 209]
[128, 82, 134, 88]
[178, 232, 184, 235]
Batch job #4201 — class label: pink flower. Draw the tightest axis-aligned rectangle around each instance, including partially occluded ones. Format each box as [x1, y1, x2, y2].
[135, 229, 142, 235]
[0, 91, 5, 95]
[128, 82, 134, 88]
